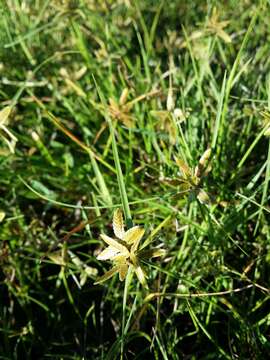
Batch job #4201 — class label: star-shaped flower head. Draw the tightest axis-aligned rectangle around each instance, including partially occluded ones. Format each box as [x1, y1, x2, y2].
[150, 70, 187, 145]
[206, 7, 232, 43]
[95, 209, 165, 287]
[174, 148, 212, 204]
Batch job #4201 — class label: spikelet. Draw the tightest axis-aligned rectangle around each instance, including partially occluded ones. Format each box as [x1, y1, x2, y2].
[196, 189, 211, 205]
[0, 106, 12, 125]
[113, 208, 125, 239]
[100, 234, 129, 255]
[194, 148, 211, 178]
[123, 226, 145, 245]
[175, 158, 192, 179]
[166, 87, 174, 112]
[94, 266, 119, 285]
[119, 88, 129, 106]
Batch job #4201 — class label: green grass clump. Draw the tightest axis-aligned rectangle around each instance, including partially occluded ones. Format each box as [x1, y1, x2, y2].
[0, 0, 270, 359]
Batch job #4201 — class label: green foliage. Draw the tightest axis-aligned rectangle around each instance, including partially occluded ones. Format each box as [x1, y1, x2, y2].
[0, 0, 269, 359]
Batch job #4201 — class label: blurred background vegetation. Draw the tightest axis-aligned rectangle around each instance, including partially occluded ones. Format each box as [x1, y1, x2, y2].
[0, 0, 269, 359]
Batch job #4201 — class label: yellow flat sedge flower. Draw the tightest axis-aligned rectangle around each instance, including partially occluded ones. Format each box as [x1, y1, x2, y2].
[94, 209, 165, 287]
[150, 70, 187, 146]
[174, 148, 212, 204]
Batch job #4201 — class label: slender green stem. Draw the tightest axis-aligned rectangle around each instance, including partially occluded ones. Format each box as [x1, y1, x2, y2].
[108, 119, 133, 227]
[212, 71, 227, 151]
[254, 139, 270, 234]
[220, 10, 258, 145]
[93, 77, 132, 227]
[93, 78, 134, 360]
[120, 267, 133, 360]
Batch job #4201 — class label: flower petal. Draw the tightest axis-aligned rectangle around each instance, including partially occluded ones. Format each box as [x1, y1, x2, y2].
[126, 227, 145, 252]
[118, 263, 128, 281]
[124, 226, 144, 246]
[139, 248, 166, 259]
[175, 158, 192, 179]
[100, 234, 129, 255]
[0, 106, 12, 126]
[97, 246, 120, 260]
[113, 208, 125, 239]
[196, 189, 211, 204]
[114, 254, 128, 264]
[194, 148, 211, 178]
[47, 250, 66, 266]
[134, 264, 147, 287]
[94, 266, 119, 285]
